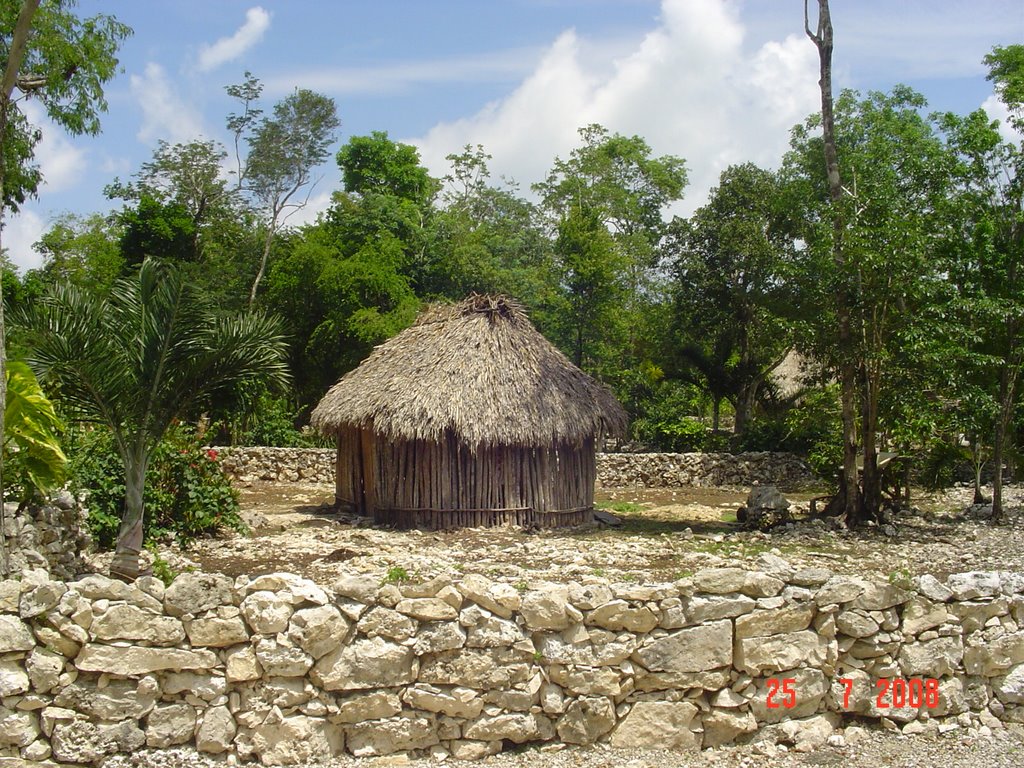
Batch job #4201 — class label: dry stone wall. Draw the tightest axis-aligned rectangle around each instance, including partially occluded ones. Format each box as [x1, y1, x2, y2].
[1, 495, 89, 580]
[216, 447, 816, 489]
[2, 566, 1023, 764]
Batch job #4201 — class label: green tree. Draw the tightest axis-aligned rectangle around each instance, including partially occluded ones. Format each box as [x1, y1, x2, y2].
[428, 144, 555, 305]
[229, 77, 340, 306]
[31, 211, 123, 293]
[782, 86, 956, 521]
[534, 124, 687, 378]
[666, 163, 792, 433]
[18, 259, 290, 580]
[0, 0, 130, 575]
[4, 360, 66, 503]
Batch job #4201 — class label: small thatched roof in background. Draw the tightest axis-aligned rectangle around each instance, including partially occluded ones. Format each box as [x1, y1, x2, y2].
[311, 294, 627, 447]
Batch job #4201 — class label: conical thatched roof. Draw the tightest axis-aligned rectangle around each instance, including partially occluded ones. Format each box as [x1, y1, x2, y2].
[311, 294, 627, 447]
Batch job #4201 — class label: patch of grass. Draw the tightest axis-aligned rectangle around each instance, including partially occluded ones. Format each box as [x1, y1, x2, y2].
[514, 580, 529, 593]
[673, 570, 694, 580]
[382, 565, 411, 585]
[596, 500, 645, 514]
[888, 569, 913, 589]
[720, 509, 739, 523]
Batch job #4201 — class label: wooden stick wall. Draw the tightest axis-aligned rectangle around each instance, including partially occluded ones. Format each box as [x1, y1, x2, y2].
[333, 429, 597, 530]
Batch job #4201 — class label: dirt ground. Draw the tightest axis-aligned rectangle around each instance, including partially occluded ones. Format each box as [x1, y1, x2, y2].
[152, 482, 1024, 587]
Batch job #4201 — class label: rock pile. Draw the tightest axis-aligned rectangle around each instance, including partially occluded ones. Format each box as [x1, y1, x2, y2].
[216, 447, 818, 490]
[1, 494, 89, 580]
[1, 565, 1022, 764]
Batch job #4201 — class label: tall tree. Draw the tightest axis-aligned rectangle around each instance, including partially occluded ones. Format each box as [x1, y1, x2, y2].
[0, 0, 130, 575]
[535, 124, 687, 377]
[803, 0, 860, 523]
[228, 78, 340, 307]
[19, 259, 290, 580]
[667, 163, 792, 434]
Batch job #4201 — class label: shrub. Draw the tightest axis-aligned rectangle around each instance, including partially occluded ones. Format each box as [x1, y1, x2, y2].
[634, 415, 710, 452]
[68, 424, 245, 548]
[918, 439, 971, 490]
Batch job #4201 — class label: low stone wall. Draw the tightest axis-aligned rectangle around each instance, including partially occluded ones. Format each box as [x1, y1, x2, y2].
[216, 447, 816, 489]
[1, 496, 89, 581]
[2, 567, 1022, 764]
[596, 451, 815, 489]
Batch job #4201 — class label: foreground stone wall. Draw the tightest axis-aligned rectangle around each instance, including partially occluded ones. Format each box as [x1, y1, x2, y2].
[2, 566, 1022, 764]
[216, 447, 816, 489]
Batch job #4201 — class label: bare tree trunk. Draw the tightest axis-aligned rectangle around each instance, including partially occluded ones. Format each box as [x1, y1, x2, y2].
[860, 368, 881, 522]
[992, 360, 1019, 521]
[110, 446, 148, 581]
[734, 379, 760, 436]
[0, 0, 42, 578]
[248, 221, 277, 308]
[712, 397, 721, 433]
[970, 434, 988, 505]
[806, 0, 860, 524]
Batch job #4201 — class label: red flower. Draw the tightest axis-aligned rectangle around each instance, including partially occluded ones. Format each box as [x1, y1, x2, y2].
[207, 449, 218, 461]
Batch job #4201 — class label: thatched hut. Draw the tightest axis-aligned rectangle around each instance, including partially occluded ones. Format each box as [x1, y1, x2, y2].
[310, 294, 627, 529]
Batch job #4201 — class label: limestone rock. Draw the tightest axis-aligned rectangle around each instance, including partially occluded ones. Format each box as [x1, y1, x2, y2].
[161, 672, 226, 699]
[0, 615, 35, 652]
[916, 574, 954, 602]
[75, 644, 217, 675]
[54, 678, 158, 720]
[225, 644, 261, 682]
[356, 606, 416, 641]
[568, 583, 614, 610]
[51, 719, 145, 763]
[556, 696, 616, 744]
[948, 571, 1002, 601]
[778, 714, 836, 751]
[196, 705, 236, 754]
[835, 609, 880, 638]
[965, 632, 1024, 676]
[703, 708, 757, 748]
[735, 604, 814, 639]
[0, 658, 29, 697]
[633, 619, 732, 673]
[91, 603, 185, 645]
[330, 692, 402, 724]
[418, 648, 529, 689]
[458, 574, 521, 618]
[0, 707, 39, 747]
[146, 703, 197, 748]
[520, 584, 581, 630]
[255, 637, 314, 677]
[549, 665, 622, 696]
[186, 615, 250, 648]
[902, 598, 949, 636]
[241, 590, 294, 635]
[345, 714, 437, 757]
[332, 574, 378, 603]
[609, 701, 699, 751]
[246, 573, 329, 606]
[25, 648, 62, 694]
[462, 712, 553, 743]
[19, 581, 66, 618]
[414, 621, 467, 655]
[402, 685, 483, 719]
[396, 597, 458, 622]
[994, 663, 1024, 704]
[735, 630, 830, 675]
[163, 572, 235, 617]
[465, 614, 523, 648]
[585, 600, 659, 632]
[312, 636, 416, 691]
[251, 713, 344, 765]
[898, 636, 964, 677]
[679, 594, 756, 625]
[288, 605, 349, 659]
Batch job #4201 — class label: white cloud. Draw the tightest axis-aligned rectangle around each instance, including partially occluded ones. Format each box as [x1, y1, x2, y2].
[407, 0, 815, 217]
[130, 62, 206, 145]
[262, 46, 542, 96]
[2, 208, 46, 272]
[411, 0, 820, 216]
[982, 94, 1023, 144]
[21, 101, 88, 193]
[198, 6, 271, 72]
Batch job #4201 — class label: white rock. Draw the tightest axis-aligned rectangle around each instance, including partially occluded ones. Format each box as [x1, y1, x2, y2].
[609, 701, 699, 750]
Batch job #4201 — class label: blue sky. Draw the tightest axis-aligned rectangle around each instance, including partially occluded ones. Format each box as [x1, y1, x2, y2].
[5, 0, 1023, 271]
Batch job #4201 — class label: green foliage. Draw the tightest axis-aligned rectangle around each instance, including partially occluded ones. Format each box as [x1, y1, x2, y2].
[68, 425, 243, 548]
[3, 362, 67, 502]
[0, 2, 132, 211]
[634, 415, 709, 453]
[382, 565, 410, 585]
[918, 439, 971, 490]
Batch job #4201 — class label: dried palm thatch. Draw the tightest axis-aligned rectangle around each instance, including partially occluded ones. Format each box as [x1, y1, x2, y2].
[311, 294, 627, 447]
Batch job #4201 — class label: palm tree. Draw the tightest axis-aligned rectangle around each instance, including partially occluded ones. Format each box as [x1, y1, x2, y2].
[18, 258, 290, 580]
